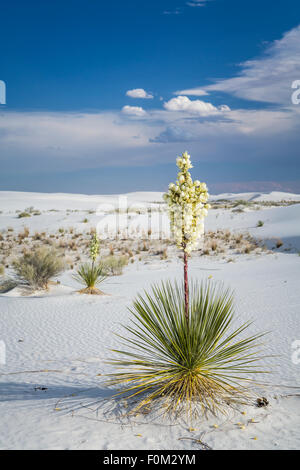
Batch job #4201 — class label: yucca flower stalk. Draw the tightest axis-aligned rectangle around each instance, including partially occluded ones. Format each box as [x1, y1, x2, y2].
[163, 152, 210, 323]
[90, 233, 100, 270]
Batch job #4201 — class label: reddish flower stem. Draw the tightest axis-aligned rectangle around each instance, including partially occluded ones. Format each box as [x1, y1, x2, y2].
[183, 250, 189, 326]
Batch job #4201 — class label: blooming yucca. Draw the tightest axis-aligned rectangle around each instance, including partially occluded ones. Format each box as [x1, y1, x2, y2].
[163, 151, 210, 321]
[107, 152, 266, 419]
[163, 151, 210, 255]
[90, 233, 100, 266]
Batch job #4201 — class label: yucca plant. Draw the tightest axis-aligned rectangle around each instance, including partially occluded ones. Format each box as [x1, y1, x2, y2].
[74, 233, 107, 294]
[108, 152, 266, 418]
[107, 280, 265, 418]
[74, 263, 107, 294]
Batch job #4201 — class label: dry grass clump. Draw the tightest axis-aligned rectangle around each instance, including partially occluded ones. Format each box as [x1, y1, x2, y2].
[18, 227, 30, 241]
[0, 264, 4, 276]
[101, 255, 129, 276]
[13, 247, 65, 289]
[209, 240, 218, 252]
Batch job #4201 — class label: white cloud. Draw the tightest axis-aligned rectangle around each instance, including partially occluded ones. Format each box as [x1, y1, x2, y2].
[163, 95, 230, 115]
[163, 8, 182, 15]
[126, 88, 153, 99]
[150, 126, 197, 143]
[122, 105, 147, 116]
[0, 111, 158, 173]
[174, 88, 208, 96]
[186, 0, 211, 7]
[182, 25, 300, 105]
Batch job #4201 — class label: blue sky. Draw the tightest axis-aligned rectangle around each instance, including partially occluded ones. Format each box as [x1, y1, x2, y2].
[0, 0, 300, 194]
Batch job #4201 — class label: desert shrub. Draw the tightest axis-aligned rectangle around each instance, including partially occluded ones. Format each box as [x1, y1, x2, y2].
[107, 280, 265, 418]
[235, 234, 243, 244]
[101, 255, 128, 276]
[18, 212, 31, 218]
[209, 240, 218, 251]
[257, 220, 264, 227]
[18, 227, 30, 240]
[73, 263, 106, 294]
[33, 231, 42, 240]
[0, 264, 4, 275]
[13, 247, 65, 289]
[242, 244, 252, 254]
[233, 199, 251, 207]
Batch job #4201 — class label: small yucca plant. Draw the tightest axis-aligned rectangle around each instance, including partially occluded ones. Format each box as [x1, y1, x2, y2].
[107, 280, 265, 418]
[74, 263, 107, 295]
[74, 233, 106, 294]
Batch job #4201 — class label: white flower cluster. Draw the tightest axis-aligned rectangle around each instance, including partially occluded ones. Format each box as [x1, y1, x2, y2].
[163, 152, 210, 254]
[90, 233, 100, 262]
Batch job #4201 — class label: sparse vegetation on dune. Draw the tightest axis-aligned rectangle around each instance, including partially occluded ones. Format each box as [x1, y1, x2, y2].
[210, 199, 300, 210]
[0, 222, 273, 271]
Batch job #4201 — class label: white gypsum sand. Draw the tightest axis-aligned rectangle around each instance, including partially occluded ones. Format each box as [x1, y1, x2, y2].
[0, 191, 299, 450]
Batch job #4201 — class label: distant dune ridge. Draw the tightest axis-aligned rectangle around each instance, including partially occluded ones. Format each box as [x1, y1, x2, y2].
[0, 190, 300, 212]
